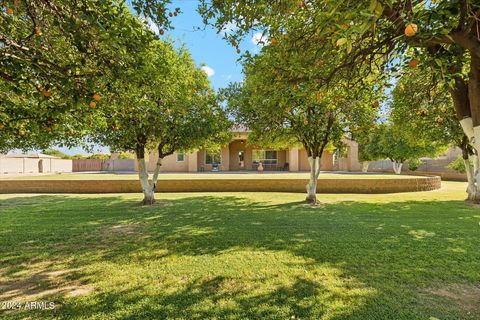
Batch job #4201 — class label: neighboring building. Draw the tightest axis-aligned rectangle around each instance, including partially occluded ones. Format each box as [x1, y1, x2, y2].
[146, 127, 362, 172]
[0, 153, 72, 174]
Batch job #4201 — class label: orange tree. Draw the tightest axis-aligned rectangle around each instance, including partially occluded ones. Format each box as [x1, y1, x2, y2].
[199, 0, 480, 200]
[368, 122, 444, 174]
[0, 0, 179, 152]
[94, 39, 230, 205]
[390, 67, 474, 194]
[222, 39, 378, 204]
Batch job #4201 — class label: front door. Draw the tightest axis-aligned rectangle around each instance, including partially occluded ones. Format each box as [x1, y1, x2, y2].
[238, 150, 245, 170]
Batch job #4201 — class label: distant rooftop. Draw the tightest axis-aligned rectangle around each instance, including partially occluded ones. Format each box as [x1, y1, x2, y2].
[4, 153, 60, 159]
[231, 124, 249, 133]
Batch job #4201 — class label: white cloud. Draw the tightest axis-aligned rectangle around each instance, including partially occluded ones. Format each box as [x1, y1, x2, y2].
[251, 32, 269, 46]
[201, 65, 215, 77]
[144, 17, 159, 35]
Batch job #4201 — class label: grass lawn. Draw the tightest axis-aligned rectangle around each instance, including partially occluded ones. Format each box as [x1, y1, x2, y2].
[1, 172, 419, 180]
[0, 182, 479, 319]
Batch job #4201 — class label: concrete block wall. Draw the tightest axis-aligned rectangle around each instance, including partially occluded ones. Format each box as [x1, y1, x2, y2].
[0, 176, 441, 194]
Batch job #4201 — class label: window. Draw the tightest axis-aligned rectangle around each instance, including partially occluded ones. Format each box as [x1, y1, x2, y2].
[176, 153, 185, 162]
[205, 150, 221, 165]
[252, 150, 277, 165]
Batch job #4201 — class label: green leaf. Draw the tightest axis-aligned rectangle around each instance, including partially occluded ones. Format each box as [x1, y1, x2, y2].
[336, 38, 348, 46]
[374, 3, 384, 16]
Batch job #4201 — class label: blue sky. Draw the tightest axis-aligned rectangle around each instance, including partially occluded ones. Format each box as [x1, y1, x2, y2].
[54, 1, 264, 155]
[153, 0, 267, 90]
[165, 0, 245, 89]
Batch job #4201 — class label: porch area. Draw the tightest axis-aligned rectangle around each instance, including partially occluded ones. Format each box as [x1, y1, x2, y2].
[196, 140, 335, 172]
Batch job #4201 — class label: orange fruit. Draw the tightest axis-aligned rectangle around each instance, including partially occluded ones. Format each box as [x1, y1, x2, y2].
[303, 119, 309, 125]
[93, 93, 102, 101]
[42, 89, 52, 97]
[174, 11, 177, 16]
[168, 12, 173, 17]
[372, 100, 379, 108]
[35, 27, 42, 36]
[408, 58, 419, 68]
[6, 7, 13, 14]
[440, 106, 447, 113]
[89, 101, 97, 108]
[270, 37, 278, 45]
[236, 48, 241, 54]
[159, 29, 164, 35]
[316, 91, 322, 102]
[404, 23, 418, 37]
[0, 123, 4, 129]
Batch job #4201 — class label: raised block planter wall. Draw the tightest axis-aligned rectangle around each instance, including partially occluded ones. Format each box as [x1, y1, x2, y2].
[0, 176, 441, 194]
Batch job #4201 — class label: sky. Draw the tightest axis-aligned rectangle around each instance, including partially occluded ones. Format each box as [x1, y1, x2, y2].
[54, 1, 264, 155]
[157, 0, 267, 89]
[163, 0, 245, 90]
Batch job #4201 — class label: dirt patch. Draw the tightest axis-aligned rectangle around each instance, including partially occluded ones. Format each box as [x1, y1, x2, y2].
[109, 223, 141, 235]
[99, 222, 145, 238]
[423, 283, 480, 314]
[0, 268, 93, 301]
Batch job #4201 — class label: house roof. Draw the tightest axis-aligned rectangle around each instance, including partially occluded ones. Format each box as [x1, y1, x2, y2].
[231, 124, 249, 133]
[5, 153, 60, 159]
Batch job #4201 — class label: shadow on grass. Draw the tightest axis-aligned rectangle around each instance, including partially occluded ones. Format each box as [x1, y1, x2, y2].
[0, 195, 479, 319]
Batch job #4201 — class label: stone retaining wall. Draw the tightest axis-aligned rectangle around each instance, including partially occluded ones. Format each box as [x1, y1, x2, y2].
[0, 176, 441, 194]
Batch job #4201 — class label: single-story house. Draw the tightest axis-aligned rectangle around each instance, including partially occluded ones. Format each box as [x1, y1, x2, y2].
[145, 127, 363, 172]
[0, 153, 73, 174]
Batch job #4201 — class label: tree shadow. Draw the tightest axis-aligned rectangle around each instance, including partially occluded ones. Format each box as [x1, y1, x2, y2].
[0, 194, 478, 319]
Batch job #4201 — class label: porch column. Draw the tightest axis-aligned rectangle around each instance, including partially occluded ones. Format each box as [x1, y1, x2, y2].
[288, 148, 299, 171]
[220, 145, 230, 171]
[188, 152, 198, 172]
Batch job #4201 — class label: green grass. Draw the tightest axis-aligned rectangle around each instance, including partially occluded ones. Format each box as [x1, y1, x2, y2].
[0, 182, 479, 319]
[1, 172, 421, 180]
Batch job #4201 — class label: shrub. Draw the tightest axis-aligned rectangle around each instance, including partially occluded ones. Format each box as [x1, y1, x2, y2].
[42, 149, 72, 159]
[87, 153, 110, 160]
[117, 152, 135, 159]
[447, 155, 470, 173]
[407, 159, 422, 171]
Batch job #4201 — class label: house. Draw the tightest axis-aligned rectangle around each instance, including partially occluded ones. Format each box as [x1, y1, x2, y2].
[146, 126, 363, 172]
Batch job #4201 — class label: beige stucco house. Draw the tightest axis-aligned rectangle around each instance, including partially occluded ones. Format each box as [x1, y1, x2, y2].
[145, 127, 362, 173]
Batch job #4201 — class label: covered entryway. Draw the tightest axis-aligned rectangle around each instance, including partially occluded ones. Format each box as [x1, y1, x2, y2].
[229, 140, 250, 171]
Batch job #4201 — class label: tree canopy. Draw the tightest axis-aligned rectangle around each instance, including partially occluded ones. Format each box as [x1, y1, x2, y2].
[0, 0, 179, 152]
[222, 30, 379, 203]
[200, 0, 480, 200]
[94, 38, 230, 204]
